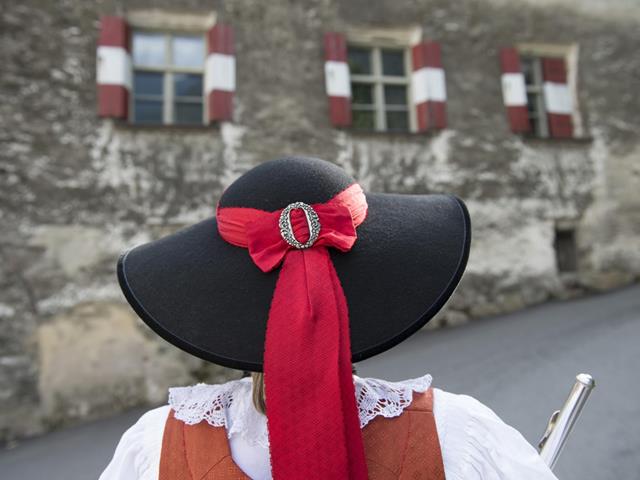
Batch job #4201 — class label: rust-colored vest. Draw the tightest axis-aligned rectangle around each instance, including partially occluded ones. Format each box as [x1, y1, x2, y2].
[159, 389, 445, 480]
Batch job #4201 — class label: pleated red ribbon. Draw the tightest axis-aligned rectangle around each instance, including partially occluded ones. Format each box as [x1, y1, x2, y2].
[216, 183, 369, 479]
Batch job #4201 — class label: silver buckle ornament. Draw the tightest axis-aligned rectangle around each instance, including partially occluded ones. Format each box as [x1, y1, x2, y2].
[279, 202, 321, 249]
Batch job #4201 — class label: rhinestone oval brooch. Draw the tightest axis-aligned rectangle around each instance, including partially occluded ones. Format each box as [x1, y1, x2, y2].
[279, 202, 321, 249]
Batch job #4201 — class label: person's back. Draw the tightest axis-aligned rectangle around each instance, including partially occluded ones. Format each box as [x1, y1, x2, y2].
[100, 374, 557, 479]
[105, 156, 558, 479]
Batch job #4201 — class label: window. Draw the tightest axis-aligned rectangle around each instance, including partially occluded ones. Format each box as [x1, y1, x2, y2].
[501, 44, 579, 138]
[131, 31, 205, 125]
[347, 46, 410, 132]
[520, 56, 549, 137]
[554, 226, 577, 273]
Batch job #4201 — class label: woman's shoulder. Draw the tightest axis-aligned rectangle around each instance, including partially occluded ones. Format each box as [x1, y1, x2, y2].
[98, 405, 171, 480]
[433, 388, 503, 426]
[432, 388, 558, 480]
[137, 404, 173, 425]
[120, 404, 173, 445]
[101, 375, 557, 480]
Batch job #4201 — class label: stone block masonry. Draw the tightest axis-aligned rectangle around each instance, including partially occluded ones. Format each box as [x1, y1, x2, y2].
[0, 0, 638, 441]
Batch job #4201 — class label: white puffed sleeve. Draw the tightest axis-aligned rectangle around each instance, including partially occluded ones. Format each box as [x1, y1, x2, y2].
[98, 405, 170, 480]
[433, 389, 558, 480]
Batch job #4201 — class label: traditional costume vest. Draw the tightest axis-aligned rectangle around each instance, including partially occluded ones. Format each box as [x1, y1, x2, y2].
[159, 389, 445, 480]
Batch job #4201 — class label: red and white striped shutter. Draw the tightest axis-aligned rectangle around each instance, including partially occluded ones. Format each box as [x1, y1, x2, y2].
[499, 48, 530, 133]
[542, 58, 573, 138]
[324, 33, 352, 127]
[411, 41, 447, 132]
[97, 16, 131, 119]
[206, 23, 235, 122]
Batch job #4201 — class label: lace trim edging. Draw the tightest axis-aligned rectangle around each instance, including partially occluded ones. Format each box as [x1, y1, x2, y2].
[168, 374, 433, 447]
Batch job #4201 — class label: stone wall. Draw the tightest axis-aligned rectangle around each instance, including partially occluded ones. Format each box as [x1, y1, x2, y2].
[1, 0, 638, 442]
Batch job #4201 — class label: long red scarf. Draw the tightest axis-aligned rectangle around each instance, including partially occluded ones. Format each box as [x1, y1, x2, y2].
[216, 183, 369, 479]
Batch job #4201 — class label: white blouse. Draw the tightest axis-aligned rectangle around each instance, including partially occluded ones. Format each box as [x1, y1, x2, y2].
[99, 374, 558, 480]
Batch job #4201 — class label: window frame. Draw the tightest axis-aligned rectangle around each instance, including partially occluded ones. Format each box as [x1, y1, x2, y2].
[347, 43, 416, 134]
[520, 55, 550, 138]
[516, 43, 583, 138]
[130, 29, 207, 126]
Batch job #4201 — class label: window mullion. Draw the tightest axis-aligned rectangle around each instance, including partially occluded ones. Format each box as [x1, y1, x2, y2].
[372, 48, 385, 132]
[375, 82, 385, 132]
[164, 73, 172, 124]
[164, 34, 172, 124]
[201, 48, 207, 123]
[534, 58, 549, 138]
[378, 76, 408, 85]
[405, 47, 415, 132]
[136, 94, 164, 101]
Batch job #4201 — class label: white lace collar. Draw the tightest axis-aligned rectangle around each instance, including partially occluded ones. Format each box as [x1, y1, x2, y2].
[168, 374, 432, 448]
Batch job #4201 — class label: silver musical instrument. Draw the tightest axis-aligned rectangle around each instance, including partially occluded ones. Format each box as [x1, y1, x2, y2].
[538, 373, 596, 470]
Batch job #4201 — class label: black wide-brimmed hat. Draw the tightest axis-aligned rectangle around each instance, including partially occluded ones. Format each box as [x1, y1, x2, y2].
[117, 156, 471, 372]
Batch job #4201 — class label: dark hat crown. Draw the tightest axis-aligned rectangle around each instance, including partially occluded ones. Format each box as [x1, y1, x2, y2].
[219, 156, 355, 211]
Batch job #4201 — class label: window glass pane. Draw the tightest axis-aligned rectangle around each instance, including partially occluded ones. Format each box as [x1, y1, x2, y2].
[352, 109, 374, 130]
[526, 94, 537, 115]
[134, 71, 164, 96]
[386, 111, 409, 132]
[134, 100, 163, 124]
[348, 47, 371, 75]
[175, 102, 203, 124]
[521, 57, 535, 85]
[351, 83, 373, 105]
[172, 36, 205, 68]
[381, 49, 405, 76]
[174, 73, 203, 97]
[384, 85, 407, 106]
[133, 32, 165, 66]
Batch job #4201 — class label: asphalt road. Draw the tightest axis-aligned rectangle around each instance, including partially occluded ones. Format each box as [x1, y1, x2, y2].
[1, 284, 638, 479]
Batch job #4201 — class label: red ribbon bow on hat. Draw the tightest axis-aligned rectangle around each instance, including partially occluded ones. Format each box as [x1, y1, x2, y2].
[217, 183, 369, 479]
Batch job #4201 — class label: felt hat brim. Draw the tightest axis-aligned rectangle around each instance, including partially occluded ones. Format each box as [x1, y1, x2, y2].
[117, 191, 470, 372]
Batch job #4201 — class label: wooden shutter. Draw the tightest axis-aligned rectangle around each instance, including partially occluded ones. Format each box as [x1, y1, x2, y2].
[206, 23, 235, 122]
[411, 41, 447, 131]
[542, 58, 573, 138]
[324, 33, 352, 127]
[97, 16, 131, 119]
[499, 47, 530, 133]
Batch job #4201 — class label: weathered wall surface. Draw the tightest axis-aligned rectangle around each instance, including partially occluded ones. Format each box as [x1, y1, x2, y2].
[1, 0, 638, 441]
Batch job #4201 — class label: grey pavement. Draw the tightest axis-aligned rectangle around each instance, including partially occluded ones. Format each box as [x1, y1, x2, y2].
[1, 284, 639, 479]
